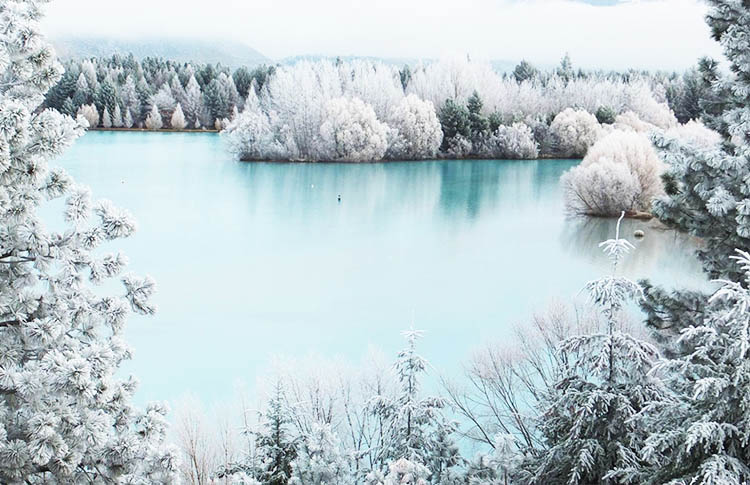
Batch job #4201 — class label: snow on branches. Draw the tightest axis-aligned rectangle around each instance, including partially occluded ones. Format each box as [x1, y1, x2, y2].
[0, 1, 178, 482]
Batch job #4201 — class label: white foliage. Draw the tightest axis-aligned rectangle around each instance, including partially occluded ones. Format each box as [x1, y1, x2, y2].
[123, 108, 134, 129]
[145, 104, 163, 130]
[549, 108, 602, 158]
[562, 130, 665, 216]
[289, 422, 351, 485]
[76, 104, 99, 129]
[493, 122, 539, 159]
[386, 94, 442, 160]
[0, 1, 178, 482]
[101, 105, 111, 128]
[318, 97, 388, 162]
[112, 104, 123, 128]
[171, 103, 187, 130]
[665, 119, 722, 149]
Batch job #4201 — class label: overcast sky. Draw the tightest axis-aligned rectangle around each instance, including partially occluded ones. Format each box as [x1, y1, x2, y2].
[42, 0, 722, 70]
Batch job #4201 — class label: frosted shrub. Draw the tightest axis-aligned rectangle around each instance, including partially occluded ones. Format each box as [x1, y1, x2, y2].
[224, 110, 286, 160]
[384, 458, 430, 485]
[145, 104, 163, 130]
[387, 94, 442, 160]
[549, 108, 601, 158]
[665, 119, 721, 149]
[290, 422, 351, 485]
[0, 0, 178, 482]
[493, 122, 539, 159]
[562, 130, 665, 216]
[76, 103, 99, 128]
[613, 111, 659, 134]
[318, 97, 388, 162]
[625, 82, 677, 130]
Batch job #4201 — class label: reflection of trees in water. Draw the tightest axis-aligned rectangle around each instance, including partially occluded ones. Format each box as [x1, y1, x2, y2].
[560, 216, 708, 288]
[435, 159, 577, 222]
[223, 159, 581, 230]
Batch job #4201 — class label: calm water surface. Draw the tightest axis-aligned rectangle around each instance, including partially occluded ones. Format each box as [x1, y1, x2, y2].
[54, 131, 709, 407]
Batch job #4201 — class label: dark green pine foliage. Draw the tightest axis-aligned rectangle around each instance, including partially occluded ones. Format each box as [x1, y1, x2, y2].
[512, 60, 539, 83]
[233, 66, 254, 99]
[438, 99, 471, 152]
[399, 64, 412, 91]
[467, 91, 489, 141]
[44, 69, 77, 109]
[595, 106, 616, 125]
[96, 79, 118, 116]
[203, 78, 230, 122]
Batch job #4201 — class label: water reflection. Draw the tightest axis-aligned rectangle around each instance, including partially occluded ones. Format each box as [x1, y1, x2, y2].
[561, 216, 708, 289]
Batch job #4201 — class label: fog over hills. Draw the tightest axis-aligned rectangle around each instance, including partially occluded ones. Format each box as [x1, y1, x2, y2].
[51, 36, 271, 68]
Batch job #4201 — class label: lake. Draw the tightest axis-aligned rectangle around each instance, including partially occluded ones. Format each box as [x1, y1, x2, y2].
[53, 131, 709, 408]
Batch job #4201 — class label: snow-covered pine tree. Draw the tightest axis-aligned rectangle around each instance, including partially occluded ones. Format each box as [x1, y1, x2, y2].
[524, 213, 663, 485]
[255, 380, 297, 485]
[124, 107, 134, 129]
[101, 105, 111, 128]
[289, 422, 351, 485]
[171, 103, 187, 130]
[145, 104, 163, 130]
[636, 251, 750, 484]
[0, 0, 178, 482]
[370, 330, 462, 484]
[641, 0, 750, 351]
[112, 104, 123, 128]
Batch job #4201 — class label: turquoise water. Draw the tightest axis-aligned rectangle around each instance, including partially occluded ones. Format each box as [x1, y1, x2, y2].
[54, 131, 709, 407]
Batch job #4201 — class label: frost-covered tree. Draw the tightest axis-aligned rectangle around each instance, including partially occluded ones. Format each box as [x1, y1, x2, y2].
[183, 75, 204, 127]
[318, 97, 388, 162]
[386, 95, 442, 160]
[437, 99, 471, 153]
[492, 123, 539, 159]
[549, 108, 602, 158]
[111, 103, 123, 128]
[562, 130, 664, 216]
[150, 83, 177, 113]
[171, 103, 187, 130]
[0, 1, 178, 482]
[255, 381, 297, 485]
[370, 331, 461, 483]
[639, 0, 750, 349]
[145, 104, 163, 130]
[512, 60, 539, 83]
[524, 214, 663, 484]
[124, 107, 134, 129]
[635, 251, 750, 484]
[289, 422, 350, 485]
[224, 103, 286, 161]
[377, 458, 431, 485]
[76, 103, 99, 129]
[101, 105, 111, 128]
[467, 91, 489, 140]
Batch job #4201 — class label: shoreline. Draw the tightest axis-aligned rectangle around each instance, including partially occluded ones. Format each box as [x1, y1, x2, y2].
[89, 127, 220, 133]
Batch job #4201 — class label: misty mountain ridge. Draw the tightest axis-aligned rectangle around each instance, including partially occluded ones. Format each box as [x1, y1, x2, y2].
[51, 36, 271, 68]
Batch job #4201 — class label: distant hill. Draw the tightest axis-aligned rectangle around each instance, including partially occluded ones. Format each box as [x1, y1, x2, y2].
[51, 36, 271, 68]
